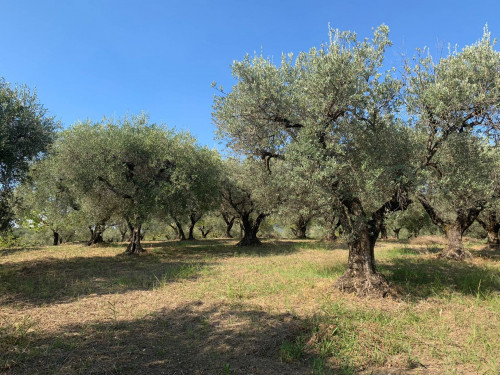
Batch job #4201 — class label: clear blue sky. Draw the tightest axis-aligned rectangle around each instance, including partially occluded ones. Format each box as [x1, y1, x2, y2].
[1, 0, 499, 149]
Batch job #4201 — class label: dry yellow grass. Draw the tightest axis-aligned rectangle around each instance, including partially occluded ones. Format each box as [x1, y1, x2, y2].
[0, 237, 499, 374]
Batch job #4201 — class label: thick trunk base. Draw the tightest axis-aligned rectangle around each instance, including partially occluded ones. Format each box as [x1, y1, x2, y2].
[52, 232, 59, 246]
[438, 248, 472, 260]
[126, 241, 146, 255]
[440, 225, 471, 260]
[236, 236, 261, 246]
[393, 228, 401, 240]
[88, 233, 104, 246]
[335, 269, 392, 298]
[322, 233, 338, 242]
[487, 233, 500, 250]
[125, 227, 146, 255]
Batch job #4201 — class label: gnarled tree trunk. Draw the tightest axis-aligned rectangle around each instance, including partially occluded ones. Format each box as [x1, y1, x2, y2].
[126, 225, 145, 255]
[477, 212, 500, 250]
[237, 212, 267, 246]
[221, 210, 235, 238]
[334, 199, 391, 297]
[199, 226, 211, 238]
[173, 219, 186, 241]
[292, 215, 309, 239]
[380, 224, 388, 240]
[335, 193, 410, 297]
[52, 230, 60, 246]
[418, 195, 481, 260]
[88, 221, 106, 246]
[393, 227, 401, 240]
[323, 218, 340, 242]
[440, 222, 472, 260]
[187, 212, 202, 240]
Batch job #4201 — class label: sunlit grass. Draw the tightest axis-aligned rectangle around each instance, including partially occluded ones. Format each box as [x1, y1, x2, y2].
[0, 237, 499, 374]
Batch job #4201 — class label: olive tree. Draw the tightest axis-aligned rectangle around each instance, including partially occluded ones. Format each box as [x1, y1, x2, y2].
[214, 26, 414, 295]
[416, 133, 494, 258]
[407, 28, 500, 259]
[0, 78, 58, 230]
[221, 158, 280, 246]
[161, 145, 222, 241]
[55, 114, 189, 254]
[15, 156, 79, 245]
[275, 161, 323, 239]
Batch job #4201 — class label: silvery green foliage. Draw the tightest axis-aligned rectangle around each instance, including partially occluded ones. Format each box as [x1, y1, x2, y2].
[221, 157, 281, 224]
[53, 114, 195, 229]
[214, 25, 413, 219]
[407, 28, 500, 231]
[406, 27, 500, 166]
[0, 78, 58, 230]
[15, 156, 79, 243]
[419, 133, 495, 223]
[0, 78, 58, 190]
[162, 145, 223, 231]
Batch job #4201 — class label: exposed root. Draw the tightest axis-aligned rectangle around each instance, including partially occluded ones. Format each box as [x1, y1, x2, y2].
[236, 237, 262, 247]
[335, 270, 395, 298]
[125, 242, 147, 255]
[438, 248, 472, 260]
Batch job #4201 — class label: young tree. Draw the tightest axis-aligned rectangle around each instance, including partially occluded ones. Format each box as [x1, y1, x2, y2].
[214, 26, 413, 295]
[0, 78, 58, 230]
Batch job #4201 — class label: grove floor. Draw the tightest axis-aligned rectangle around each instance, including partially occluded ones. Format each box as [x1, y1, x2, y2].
[1, 237, 499, 374]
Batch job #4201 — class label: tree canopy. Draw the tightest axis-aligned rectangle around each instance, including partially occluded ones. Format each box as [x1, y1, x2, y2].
[213, 25, 500, 295]
[0, 78, 58, 230]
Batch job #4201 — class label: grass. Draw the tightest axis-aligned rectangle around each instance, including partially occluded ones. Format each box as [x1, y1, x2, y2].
[0, 238, 499, 374]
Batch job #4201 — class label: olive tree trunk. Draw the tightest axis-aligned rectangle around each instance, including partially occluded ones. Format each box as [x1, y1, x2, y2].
[88, 221, 106, 246]
[187, 212, 202, 241]
[334, 200, 390, 297]
[52, 230, 60, 246]
[220, 210, 236, 238]
[126, 225, 145, 255]
[198, 226, 211, 238]
[291, 215, 310, 239]
[477, 212, 500, 250]
[418, 195, 482, 260]
[380, 224, 388, 239]
[335, 193, 410, 297]
[323, 218, 340, 241]
[237, 212, 267, 246]
[173, 219, 186, 241]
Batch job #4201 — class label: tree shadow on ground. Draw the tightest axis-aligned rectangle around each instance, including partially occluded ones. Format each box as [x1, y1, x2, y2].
[0, 255, 210, 307]
[0, 246, 43, 257]
[0, 240, 308, 308]
[150, 239, 304, 258]
[473, 246, 500, 261]
[380, 257, 500, 301]
[0, 301, 353, 375]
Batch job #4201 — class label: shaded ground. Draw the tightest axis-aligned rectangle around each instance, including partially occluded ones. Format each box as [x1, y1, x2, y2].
[1, 238, 499, 374]
[3, 302, 313, 375]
